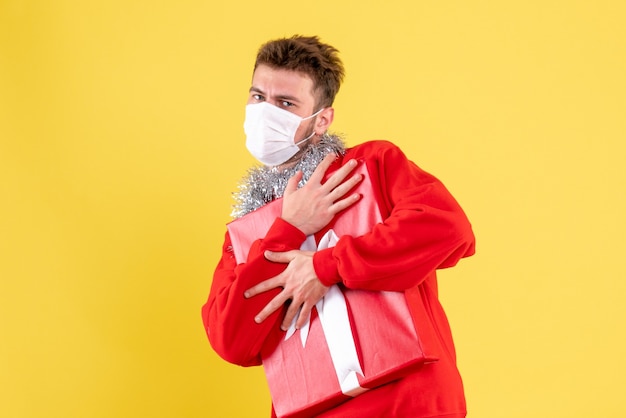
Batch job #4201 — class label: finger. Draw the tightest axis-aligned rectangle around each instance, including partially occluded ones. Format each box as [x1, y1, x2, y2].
[254, 292, 289, 324]
[281, 301, 304, 331]
[322, 158, 359, 191]
[330, 192, 362, 214]
[308, 153, 337, 184]
[330, 171, 363, 200]
[245, 276, 283, 298]
[264, 250, 296, 264]
[294, 301, 314, 330]
[282, 301, 315, 331]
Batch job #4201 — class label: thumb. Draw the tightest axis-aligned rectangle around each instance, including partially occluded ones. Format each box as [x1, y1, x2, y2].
[264, 250, 293, 263]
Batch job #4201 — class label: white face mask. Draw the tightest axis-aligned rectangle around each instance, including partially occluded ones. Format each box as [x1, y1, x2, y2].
[244, 102, 323, 166]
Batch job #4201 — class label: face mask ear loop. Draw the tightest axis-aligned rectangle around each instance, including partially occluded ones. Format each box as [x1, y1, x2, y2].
[294, 107, 326, 145]
[294, 107, 325, 147]
[303, 107, 325, 121]
[294, 130, 316, 147]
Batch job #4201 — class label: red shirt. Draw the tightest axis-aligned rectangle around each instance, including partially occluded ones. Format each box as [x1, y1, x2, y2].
[202, 140, 476, 417]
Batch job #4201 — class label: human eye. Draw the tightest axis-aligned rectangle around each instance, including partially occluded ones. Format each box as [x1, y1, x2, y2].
[280, 100, 294, 108]
[251, 93, 264, 102]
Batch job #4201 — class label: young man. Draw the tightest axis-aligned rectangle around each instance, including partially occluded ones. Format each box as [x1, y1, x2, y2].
[202, 35, 475, 417]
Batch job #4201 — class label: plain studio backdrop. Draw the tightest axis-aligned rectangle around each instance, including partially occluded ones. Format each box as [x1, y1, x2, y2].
[1, 1, 625, 417]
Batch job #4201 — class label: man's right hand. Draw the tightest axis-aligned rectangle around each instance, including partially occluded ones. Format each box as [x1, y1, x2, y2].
[280, 154, 363, 236]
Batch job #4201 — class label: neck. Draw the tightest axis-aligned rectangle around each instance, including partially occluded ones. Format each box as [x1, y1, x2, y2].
[231, 133, 346, 218]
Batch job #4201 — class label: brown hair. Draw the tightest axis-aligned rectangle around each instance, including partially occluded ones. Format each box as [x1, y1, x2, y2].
[254, 35, 345, 108]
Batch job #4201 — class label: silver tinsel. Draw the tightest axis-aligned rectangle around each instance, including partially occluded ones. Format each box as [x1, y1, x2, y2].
[230, 133, 346, 219]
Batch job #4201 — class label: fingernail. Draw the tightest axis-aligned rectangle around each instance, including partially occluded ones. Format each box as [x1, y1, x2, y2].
[244, 291, 250, 298]
[255, 316, 261, 323]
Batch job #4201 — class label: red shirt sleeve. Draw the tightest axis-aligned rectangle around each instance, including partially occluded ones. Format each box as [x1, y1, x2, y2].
[313, 140, 475, 290]
[201, 217, 306, 366]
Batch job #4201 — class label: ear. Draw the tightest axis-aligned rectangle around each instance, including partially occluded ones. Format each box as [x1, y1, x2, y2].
[315, 107, 334, 135]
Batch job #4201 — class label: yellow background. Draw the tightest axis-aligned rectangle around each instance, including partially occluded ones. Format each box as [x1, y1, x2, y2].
[1, 1, 625, 417]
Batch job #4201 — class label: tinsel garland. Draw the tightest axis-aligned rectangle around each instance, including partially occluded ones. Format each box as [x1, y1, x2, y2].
[230, 133, 346, 219]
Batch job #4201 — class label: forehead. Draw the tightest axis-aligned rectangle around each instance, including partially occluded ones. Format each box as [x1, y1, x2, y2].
[251, 64, 316, 101]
